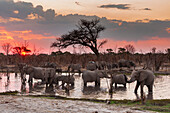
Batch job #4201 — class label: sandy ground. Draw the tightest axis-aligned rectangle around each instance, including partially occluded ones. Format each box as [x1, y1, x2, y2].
[0, 95, 155, 113]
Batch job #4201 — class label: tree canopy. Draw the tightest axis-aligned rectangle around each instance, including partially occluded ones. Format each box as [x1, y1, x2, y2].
[51, 19, 106, 56]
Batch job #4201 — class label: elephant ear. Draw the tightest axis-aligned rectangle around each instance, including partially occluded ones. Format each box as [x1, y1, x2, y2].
[138, 70, 148, 82]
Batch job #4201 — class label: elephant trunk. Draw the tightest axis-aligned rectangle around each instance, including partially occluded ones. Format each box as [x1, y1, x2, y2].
[127, 77, 136, 83]
[123, 74, 128, 83]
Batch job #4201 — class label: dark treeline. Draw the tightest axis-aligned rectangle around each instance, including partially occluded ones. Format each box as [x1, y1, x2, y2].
[0, 50, 169, 71]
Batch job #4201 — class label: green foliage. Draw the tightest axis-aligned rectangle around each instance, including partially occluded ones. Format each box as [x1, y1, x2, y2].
[0, 53, 5, 56]
[0, 91, 18, 95]
[109, 99, 170, 113]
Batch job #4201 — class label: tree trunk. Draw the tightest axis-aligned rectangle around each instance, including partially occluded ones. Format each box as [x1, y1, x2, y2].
[90, 46, 99, 58]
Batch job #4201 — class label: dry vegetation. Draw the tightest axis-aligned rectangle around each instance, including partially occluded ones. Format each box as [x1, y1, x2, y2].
[0, 50, 169, 72]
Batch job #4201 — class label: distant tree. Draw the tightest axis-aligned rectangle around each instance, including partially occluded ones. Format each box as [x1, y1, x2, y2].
[106, 48, 113, 53]
[51, 19, 106, 57]
[124, 44, 136, 54]
[118, 47, 126, 53]
[165, 48, 170, 63]
[151, 47, 156, 54]
[51, 51, 63, 56]
[32, 45, 42, 55]
[1, 43, 12, 56]
[165, 48, 170, 54]
[12, 41, 31, 56]
[1, 43, 13, 64]
[12, 46, 31, 55]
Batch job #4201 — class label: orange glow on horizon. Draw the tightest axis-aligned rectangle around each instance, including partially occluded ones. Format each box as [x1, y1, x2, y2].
[166, 28, 170, 33]
[0, 26, 169, 54]
[0, 26, 56, 41]
[21, 51, 26, 56]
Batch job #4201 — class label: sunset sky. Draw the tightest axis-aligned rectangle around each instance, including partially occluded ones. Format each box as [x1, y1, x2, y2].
[0, 0, 170, 54]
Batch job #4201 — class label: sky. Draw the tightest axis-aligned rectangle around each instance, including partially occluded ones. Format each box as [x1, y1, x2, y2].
[0, 0, 170, 54]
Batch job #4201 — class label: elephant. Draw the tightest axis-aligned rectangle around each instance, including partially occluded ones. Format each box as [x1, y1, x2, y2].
[86, 61, 97, 71]
[112, 63, 118, 69]
[44, 62, 57, 69]
[44, 62, 62, 73]
[110, 74, 128, 89]
[17, 63, 27, 84]
[96, 61, 107, 70]
[106, 63, 112, 70]
[54, 74, 75, 87]
[23, 66, 56, 87]
[82, 70, 109, 87]
[106, 63, 118, 70]
[118, 59, 136, 69]
[127, 69, 155, 103]
[68, 64, 81, 75]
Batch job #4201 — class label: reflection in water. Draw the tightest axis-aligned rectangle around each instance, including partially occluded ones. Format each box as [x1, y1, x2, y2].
[82, 86, 100, 95]
[109, 86, 127, 99]
[135, 93, 153, 100]
[0, 73, 170, 100]
[45, 85, 55, 94]
[114, 86, 127, 91]
[21, 83, 26, 93]
[147, 93, 153, 100]
[28, 83, 33, 93]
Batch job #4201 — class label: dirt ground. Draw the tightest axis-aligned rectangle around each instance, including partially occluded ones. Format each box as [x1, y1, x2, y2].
[0, 95, 155, 113]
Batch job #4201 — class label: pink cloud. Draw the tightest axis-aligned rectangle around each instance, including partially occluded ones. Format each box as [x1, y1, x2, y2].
[0, 26, 169, 54]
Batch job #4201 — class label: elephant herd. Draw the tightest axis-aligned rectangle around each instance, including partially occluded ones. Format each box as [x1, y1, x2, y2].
[17, 59, 155, 103]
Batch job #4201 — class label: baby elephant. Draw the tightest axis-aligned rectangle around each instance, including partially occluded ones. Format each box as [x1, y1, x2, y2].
[110, 74, 128, 88]
[54, 75, 75, 87]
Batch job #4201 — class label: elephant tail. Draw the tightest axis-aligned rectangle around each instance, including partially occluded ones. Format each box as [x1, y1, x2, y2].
[124, 74, 128, 83]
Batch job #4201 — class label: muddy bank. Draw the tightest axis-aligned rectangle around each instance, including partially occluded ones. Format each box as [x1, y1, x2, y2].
[0, 95, 153, 113]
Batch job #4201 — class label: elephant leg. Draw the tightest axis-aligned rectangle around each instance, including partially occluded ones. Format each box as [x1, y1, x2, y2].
[72, 69, 74, 73]
[95, 81, 98, 86]
[71, 82, 74, 86]
[140, 83, 145, 104]
[61, 81, 65, 87]
[15, 72, 18, 77]
[78, 70, 81, 76]
[56, 80, 59, 85]
[115, 83, 117, 88]
[134, 81, 140, 94]
[124, 83, 126, 88]
[28, 76, 33, 83]
[84, 82, 87, 87]
[147, 85, 153, 94]
[98, 81, 100, 86]
[46, 83, 48, 88]
[96, 78, 100, 86]
[83, 80, 87, 87]
[109, 81, 113, 94]
[48, 78, 53, 88]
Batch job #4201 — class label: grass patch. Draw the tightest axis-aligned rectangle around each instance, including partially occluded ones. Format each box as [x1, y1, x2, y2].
[0, 91, 18, 95]
[109, 99, 170, 112]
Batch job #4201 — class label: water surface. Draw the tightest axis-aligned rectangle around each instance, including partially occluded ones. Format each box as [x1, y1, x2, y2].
[0, 73, 170, 100]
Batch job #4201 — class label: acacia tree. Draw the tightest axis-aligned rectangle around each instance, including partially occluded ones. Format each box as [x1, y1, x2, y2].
[12, 41, 31, 56]
[124, 44, 136, 54]
[51, 19, 106, 57]
[118, 47, 126, 53]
